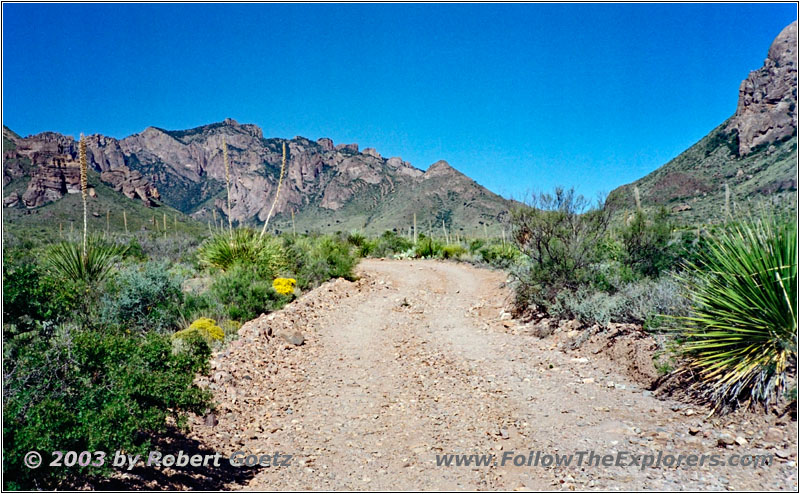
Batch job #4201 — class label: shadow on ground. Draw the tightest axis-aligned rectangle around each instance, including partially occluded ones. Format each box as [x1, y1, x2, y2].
[86, 427, 257, 490]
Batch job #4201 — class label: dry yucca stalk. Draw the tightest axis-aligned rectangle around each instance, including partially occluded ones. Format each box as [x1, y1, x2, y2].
[260, 141, 287, 239]
[79, 134, 88, 256]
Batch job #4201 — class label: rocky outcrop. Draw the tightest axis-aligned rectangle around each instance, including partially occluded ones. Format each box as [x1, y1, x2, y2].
[21, 156, 82, 208]
[7, 131, 162, 208]
[3, 191, 21, 208]
[728, 21, 798, 155]
[317, 138, 335, 152]
[335, 143, 359, 153]
[101, 167, 160, 205]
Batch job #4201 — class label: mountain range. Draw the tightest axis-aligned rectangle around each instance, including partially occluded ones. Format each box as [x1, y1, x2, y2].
[3, 21, 797, 236]
[3, 119, 512, 237]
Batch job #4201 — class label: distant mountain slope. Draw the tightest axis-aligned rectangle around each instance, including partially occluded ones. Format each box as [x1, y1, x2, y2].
[609, 21, 797, 222]
[3, 119, 513, 236]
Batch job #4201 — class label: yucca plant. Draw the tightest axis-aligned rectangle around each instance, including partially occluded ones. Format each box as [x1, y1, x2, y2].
[676, 214, 796, 413]
[197, 228, 288, 277]
[46, 236, 127, 285]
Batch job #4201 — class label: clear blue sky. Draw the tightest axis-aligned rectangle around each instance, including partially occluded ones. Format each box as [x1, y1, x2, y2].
[3, 3, 797, 200]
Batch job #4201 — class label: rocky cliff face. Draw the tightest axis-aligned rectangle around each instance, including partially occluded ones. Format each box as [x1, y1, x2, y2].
[3, 127, 160, 208]
[609, 20, 797, 223]
[728, 21, 798, 155]
[3, 120, 511, 233]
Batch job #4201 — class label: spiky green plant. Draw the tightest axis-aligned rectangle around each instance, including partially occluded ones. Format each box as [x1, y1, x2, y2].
[46, 236, 127, 285]
[676, 214, 796, 412]
[197, 228, 288, 277]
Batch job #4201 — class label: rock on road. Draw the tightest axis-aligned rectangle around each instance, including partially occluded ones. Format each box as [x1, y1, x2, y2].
[187, 259, 797, 491]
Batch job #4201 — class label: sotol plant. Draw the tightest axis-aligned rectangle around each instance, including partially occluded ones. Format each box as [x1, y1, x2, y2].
[676, 214, 796, 412]
[46, 236, 127, 285]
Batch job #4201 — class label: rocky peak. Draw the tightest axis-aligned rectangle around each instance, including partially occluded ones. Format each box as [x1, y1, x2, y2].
[317, 138, 335, 151]
[728, 21, 798, 156]
[423, 160, 460, 179]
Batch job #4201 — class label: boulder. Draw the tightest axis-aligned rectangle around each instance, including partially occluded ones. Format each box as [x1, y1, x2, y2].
[728, 21, 797, 155]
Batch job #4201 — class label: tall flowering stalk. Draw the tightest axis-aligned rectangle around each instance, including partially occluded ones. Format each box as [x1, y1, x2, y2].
[260, 142, 287, 239]
[79, 133, 88, 257]
[223, 137, 232, 235]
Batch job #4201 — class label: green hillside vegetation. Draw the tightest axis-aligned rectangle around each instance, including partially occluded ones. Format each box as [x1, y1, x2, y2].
[266, 169, 513, 238]
[609, 121, 797, 224]
[3, 171, 207, 249]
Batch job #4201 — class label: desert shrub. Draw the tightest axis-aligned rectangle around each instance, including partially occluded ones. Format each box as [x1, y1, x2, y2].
[197, 229, 288, 279]
[622, 207, 676, 278]
[173, 317, 224, 350]
[369, 231, 413, 258]
[676, 215, 797, 412]
[210, 264, 288, 321]
[510, 187, 614, 312]
[284, 235, 358, 288]
[478, 243, 522, 268]
[468, 238, 486, 254]
[414, 235, 443, 258]
[100, 262, 184, 333]
[135, 231, 203, 264]
[123, 237, 148, 261]
[3, 328, 211, 490]
[346, 231, 367, 248]
[441, 244, 467, 259]
[179, 290, 226, 324]
[559, 277, 688, 327]
[3, 254, 72, 337]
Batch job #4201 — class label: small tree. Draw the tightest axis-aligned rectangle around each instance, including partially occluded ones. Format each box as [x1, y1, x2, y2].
[511, 187, 615, 310]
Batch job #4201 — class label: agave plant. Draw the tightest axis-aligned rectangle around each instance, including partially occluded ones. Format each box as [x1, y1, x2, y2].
[676, 214, 796, 412]
[46, 236, 127, 285]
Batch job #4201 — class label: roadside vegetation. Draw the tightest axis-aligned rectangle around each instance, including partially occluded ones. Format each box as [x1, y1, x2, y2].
[3, 204, 359, 488]
[504, 187, 796, 415]
[2, 172, 795, 488]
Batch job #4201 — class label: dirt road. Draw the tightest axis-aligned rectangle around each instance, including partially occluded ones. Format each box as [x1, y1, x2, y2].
[186, 259, 796, 491]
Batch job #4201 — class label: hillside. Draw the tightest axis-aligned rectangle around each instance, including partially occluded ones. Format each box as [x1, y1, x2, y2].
[609, 21, 797, 223]
[3, 121, 513, 237]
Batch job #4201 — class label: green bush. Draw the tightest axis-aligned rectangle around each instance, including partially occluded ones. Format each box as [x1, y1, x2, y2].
[478, 243, 521, 268]
[676, 215, 797, 413]
[285, 235, 358, 288]
[558, 277, 688, 327]
[210, 264, 289, 321]
[100, 262, 184, 333]
[3, 328, 211, 490]
[622, 207, 676, 278]
[441, 244, 467, 259]
[510, 187, 614, 313]
[3, 254, 72, 337]
[414, 235, 443, 258]
[369, 231, 413, 258]
[45, 236, 127, 286]
[468, 238, 486, 254]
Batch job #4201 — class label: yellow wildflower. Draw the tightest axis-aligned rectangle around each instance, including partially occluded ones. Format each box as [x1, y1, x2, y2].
[173, 317, 225, 344]
[272, 277, 297, 296]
